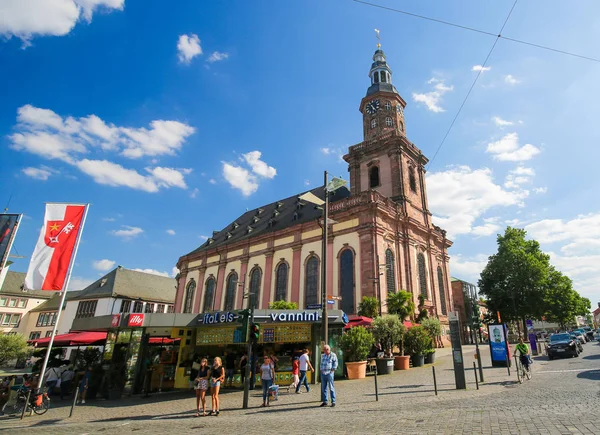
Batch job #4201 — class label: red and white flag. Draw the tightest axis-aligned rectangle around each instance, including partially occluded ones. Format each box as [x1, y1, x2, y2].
[25, 204, 87, 291]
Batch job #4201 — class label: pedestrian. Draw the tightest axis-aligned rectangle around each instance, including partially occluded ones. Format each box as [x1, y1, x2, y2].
[239, 350, 248, 388]
[210, 357, 224, 416]
[224, 351, 236, 388]
[60, 366, 75, 400]
[260, 356, 275, 407]
[194, 358, 210, 417]
[288, 356, 300, 392]
[295, 348, 314, 394]
[43, 366, 61, 396]
[78, 367, 92, 404]
[319, 345, 338, 407]
[189, 357, 200, 390]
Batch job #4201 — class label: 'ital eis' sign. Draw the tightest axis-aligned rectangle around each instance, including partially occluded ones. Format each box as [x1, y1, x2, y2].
[201, 311, 238, 324]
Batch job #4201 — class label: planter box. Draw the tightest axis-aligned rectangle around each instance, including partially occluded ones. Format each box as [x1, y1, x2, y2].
[394, 355, 410, 370]
[411, 354, 425, 367]
[345, 361, 367, 379]
[375, 357, 395, 375]
[425, 352, 436, 364]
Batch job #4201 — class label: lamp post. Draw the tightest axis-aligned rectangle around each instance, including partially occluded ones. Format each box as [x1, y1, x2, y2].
[238, 281, 255, 410]
[321, 171, 329, 347]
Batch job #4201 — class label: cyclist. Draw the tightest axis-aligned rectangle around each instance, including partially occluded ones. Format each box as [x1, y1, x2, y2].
[515, 337, 532, 372]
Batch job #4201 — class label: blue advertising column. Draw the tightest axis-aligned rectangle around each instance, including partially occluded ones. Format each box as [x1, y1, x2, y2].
[526, 319, 538, 355]
[488, 324, 509, 367]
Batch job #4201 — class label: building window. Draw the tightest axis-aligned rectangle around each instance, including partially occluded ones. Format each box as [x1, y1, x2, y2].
[275, 263, 288, 301]
[167, 305, 174, 313]
[156, 304, 165, 313]
[385, 117, 393, 127]
[29, 331, 41, 340]
[409, 167, 417, 193]
[371, 118, 377, 129]
[0, 314, 9, 325]
[17, 299, 26, 308]
[183, 280, 196, 314]
[1, 313, 21, 327]
[385, 249, 396, 294]
[224, 273, 238, 311]
[144, 303, 154, 313]
[305, 256, 320, 307]
[120, 300, 132, 314]
[373, 71, 379, 83]
[75, 300, 97, 319]
[369, 166, 380, 188]
[249, 268, 262, 309]
[437, 267, 447, 315]
[339, 249, 355, 314]
[45, 331, 53, 338]
[0, 297, 7, 307]
[385, 101, 391, 111]
[203, 278, 216, 312]
[133, 301, 144, 313]
[381, 71, 387, 83]
[36, 312, 57, 327]
[8, 299, 17, 308]
[417, 253, 428, 298]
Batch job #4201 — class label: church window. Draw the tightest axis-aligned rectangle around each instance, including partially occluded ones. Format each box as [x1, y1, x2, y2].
[417, 254, 427, 298]
[224, 272, 238, 311]
[183, 280, 195, 314]
[385, 101, 391, 111]
[385, 249, 396, 294]
[409, 167, 417, 193]
[385, 117, 393, 127]
[203, 277, 215, 312]
[305, 256, 320, 307]
[437, 267, 447, 315]
[381, 71, 387, 83]
[275, 262, 288, 301]
[369, 166, 380, 188]
[373, 71, 379, 83]
[371, 118, 377, 129]
[249, 268, 261, 309]
[339, 249, 355, 314]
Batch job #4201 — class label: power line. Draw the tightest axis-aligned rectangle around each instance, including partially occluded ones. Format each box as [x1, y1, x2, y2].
[351, 0, 600, 64]
[426, 0, 519, 170]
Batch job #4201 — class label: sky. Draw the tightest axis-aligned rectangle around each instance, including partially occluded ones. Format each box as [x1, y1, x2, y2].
[1, 0, 599, 307]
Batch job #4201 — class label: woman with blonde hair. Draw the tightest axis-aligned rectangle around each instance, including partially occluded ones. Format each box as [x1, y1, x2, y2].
[210, 357, 224, 416]
[194, 358, 210, 416]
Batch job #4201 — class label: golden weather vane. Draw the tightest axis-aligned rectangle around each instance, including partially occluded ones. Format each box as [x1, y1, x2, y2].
[374, 28, 381, 48]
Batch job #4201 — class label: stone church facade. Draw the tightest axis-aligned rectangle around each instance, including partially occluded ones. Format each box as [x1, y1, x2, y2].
[174, 47, 453, 325]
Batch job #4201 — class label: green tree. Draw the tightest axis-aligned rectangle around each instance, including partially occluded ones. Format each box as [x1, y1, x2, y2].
[357, 296, 379, 318]
[0, 334, 32, 367]
[339, 326, 374, 362]
[478, 227, 551, 334]
[404, 326, 432, 356]
[387, 290, 415, 321]
[269, 300, 298, 310]
[372, 315, 406, 357]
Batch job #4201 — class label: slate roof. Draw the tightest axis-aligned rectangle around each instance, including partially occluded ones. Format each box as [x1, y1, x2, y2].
[29, 290, 85, 313]
[186, 185, 351, 256]
[0, 271, 52, 299]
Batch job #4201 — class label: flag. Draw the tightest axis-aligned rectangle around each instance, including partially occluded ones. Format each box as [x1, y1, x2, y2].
[0, 214, 21, 270]
[25, 204, 86, 291]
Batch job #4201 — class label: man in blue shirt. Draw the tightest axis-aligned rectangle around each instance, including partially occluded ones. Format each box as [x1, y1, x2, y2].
[319, 344, 338, 407]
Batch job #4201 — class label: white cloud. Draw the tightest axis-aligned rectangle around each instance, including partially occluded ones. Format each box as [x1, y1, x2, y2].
[111, 225, 144, 239]
[0, 0, 123, 46]
[190, 187, 199, 198]
[533, 187, 547, 194]
[450, 254, 489, 284]
[412, 78, 453, 113]
[209, 178, 217, 184]
[68, 276, 94, 290]
[207, 51, 229, 63]
[132, 268, 170, 277]
[76, 159, 159, 192]
[222, 163, 258, 196]
[492, 116, 513, 127]
[472, 65, 491, 73]
[93, 259, 115, 271]
[177, 33, 202, 64]
[166, 229, 176, 236]
[145, 166, 188, 189]
[304, 179, 310, 186]
[504, 166, 535, 189]
[119, 120, 196, 159]
[320, 148, 332, 155]
[22, 166, 54, 180]
[471, 217, 502, 237]
[504, 75, 520, 85]
[486, 132, 541, 162]
[199, 235, 209, 241]
[427, 165, 528, 238]
[242, 151, 276, 179]
[102, 217, 116, 222]
[171, 267, 179, 277]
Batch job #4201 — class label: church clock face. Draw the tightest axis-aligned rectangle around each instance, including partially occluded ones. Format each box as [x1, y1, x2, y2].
[365, 99, 380, 115]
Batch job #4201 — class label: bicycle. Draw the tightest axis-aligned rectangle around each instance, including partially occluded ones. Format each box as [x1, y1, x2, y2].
[4, 386, 50, 416]
[515, 351, 532, 384]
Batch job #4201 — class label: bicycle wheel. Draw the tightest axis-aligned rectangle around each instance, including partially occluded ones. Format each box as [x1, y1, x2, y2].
[525, 367, 532, 380]
[33, 395, 49, 415]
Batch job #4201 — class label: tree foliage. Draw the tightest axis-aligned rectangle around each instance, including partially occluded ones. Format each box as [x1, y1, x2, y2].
[357, 296, 379, 318]
[269, 300, 298, 310]
[387, 290, 415, 321]
[0, 334, 32, 367]
[372, 315, 406, 357]
[339, 326, 374, 362]
[404, 326, 432, 356]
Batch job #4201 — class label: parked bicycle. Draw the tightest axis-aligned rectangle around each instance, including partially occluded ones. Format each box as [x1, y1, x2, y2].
[2, 386, 50, 416]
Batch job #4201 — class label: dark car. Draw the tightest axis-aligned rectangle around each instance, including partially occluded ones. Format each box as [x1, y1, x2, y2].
[569, 334, 584, 352]
[581, 326, 595, 341]
[547, 333, 579, 360]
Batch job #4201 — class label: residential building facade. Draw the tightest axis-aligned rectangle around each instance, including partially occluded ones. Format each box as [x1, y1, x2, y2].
[451, 277, 480, 344]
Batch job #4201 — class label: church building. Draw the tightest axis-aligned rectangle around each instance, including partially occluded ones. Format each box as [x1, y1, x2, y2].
[174, 45, 454, 326]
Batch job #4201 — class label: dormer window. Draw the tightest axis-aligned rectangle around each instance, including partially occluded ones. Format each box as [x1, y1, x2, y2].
[371, 119, 377, 129]
[246, 226, 253, 234]
[292, 212, 299, 221]
[256, 208, 264, 215]
[276, 201, 284, 209]
[207, 238, 214, 245]
[385, 117, 393, 127]
[268, 218, 276, 228]
[231, 222, 239, 230]
[226, 232, 233, 239]
[385, 101, 391, 111]
[272, 210, 280, 218]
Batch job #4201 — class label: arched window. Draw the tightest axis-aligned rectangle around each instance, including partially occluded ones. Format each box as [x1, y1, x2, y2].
[437, 267, 447, 315]
[275, 263, 288, 301]
[385, 117, 393, 127]
[339, 250, 355, 314]
[249, 268, 261, 309]
[385, 249, 396, 294]
[373, 71, 379, 83]
[409, 167, 417, 192]
[305, 256, 319, 307]
[384, 101, 391, 111]
[417, 253, 427, 298]
[381, 71, 387, 83]
[371, 118, 377, 129]
[224, 272, 237, 311]
[183, 280, 196, 314]
[203, 277, 215, 312]
[369, 166, 380, 188]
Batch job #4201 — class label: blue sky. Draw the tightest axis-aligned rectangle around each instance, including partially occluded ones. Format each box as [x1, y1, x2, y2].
[1, 1, 599, 306]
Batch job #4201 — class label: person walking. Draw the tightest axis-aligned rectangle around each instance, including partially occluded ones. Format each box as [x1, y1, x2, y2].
[295, 348, 314, 394]
[239, 351, 248, 388]
[194, 358, 210, 416]
[224, 351, 236, 388]
[60, 366, 74, 400]
[78, 367, 92, 404]
[288, 356, 300, 392]
[260, 356, 275, 407]
[43, 366, 61, 396]
[319, 345, 338, 407]
[210, 357, 224, 416]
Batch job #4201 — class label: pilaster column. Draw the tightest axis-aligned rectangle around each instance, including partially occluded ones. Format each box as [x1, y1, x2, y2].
[262, 251, 275, 309]
[193, 267, 207, 313]
[213, 260, 227, 311]
[174, 271, 187, 313]
[236, 257, 250, 309]
[290, 245, 302, 305]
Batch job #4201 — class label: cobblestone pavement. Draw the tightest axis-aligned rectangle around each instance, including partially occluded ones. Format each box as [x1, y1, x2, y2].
[2, 342, 600, 434]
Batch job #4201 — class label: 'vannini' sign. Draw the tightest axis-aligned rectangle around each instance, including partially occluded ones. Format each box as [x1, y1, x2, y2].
[269, 310, 321, 322]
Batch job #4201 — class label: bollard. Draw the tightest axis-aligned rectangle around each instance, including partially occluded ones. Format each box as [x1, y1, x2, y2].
[373, 366, 379, 401]
[514, 355, 521, 383]
[432, 366, 438, 396]
[505, 353, 511, 376]
[20, 389, 32, 420]
[69, 387, 79, 418]
[473, 362, 479, 390]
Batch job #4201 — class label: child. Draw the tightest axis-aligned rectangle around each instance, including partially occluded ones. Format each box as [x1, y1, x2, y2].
[289, 357, 300, 392]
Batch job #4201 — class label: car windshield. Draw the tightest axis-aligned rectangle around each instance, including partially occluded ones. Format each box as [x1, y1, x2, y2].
[550, 334, 571, 342]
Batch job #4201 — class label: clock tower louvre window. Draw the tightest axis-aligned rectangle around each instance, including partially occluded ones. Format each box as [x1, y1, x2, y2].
[369, 166, 380, 188]
[409, 167, 417, 193]
[373, 71, 379, 83]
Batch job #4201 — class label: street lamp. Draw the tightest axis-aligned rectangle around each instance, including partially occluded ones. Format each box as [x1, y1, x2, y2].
[237, 281, 256, 409]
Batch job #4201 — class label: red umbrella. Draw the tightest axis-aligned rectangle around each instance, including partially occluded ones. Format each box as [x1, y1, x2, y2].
[344, 315, 373, 330]
[30, 331, 107, 347]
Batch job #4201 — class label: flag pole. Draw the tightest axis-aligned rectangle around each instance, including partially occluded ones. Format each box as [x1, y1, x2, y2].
[37, 204, 90, 391]
[0, 214, 22, 272]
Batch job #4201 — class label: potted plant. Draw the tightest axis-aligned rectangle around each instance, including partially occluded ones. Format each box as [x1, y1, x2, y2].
[405, 326, 432, 368]
[394, 325, 410, 370]
[372, 315, 405, 374]
[386, 290, 416, 322]
[421, 318, 442, 364]
[339, 326, 374, 379]
[357, 296, 379, 319]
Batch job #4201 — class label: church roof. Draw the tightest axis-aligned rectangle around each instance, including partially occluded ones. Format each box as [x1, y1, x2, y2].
[186, 185, 351, 256]
[366, 82, 400, 97]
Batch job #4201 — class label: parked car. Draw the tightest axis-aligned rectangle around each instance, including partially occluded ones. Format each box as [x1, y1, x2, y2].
[573, 331, 587, 343]
[569, 334, 584, 352]
[581, 326, 595, 341]
[547, 333, 579, 360]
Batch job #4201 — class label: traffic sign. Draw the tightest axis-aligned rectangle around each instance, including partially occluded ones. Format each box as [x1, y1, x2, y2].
[327, 300, 335, 305]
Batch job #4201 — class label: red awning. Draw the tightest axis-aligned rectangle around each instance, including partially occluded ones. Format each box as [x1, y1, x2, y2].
[30, 331, 107, 347]
[148, 337, 180, 345]
[344, 315, 373, 330]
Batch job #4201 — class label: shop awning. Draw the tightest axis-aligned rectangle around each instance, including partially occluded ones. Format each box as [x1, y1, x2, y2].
[30, 331, 108, 347]
[344, 316, 373, 330]
[148, 337, 180, 345]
